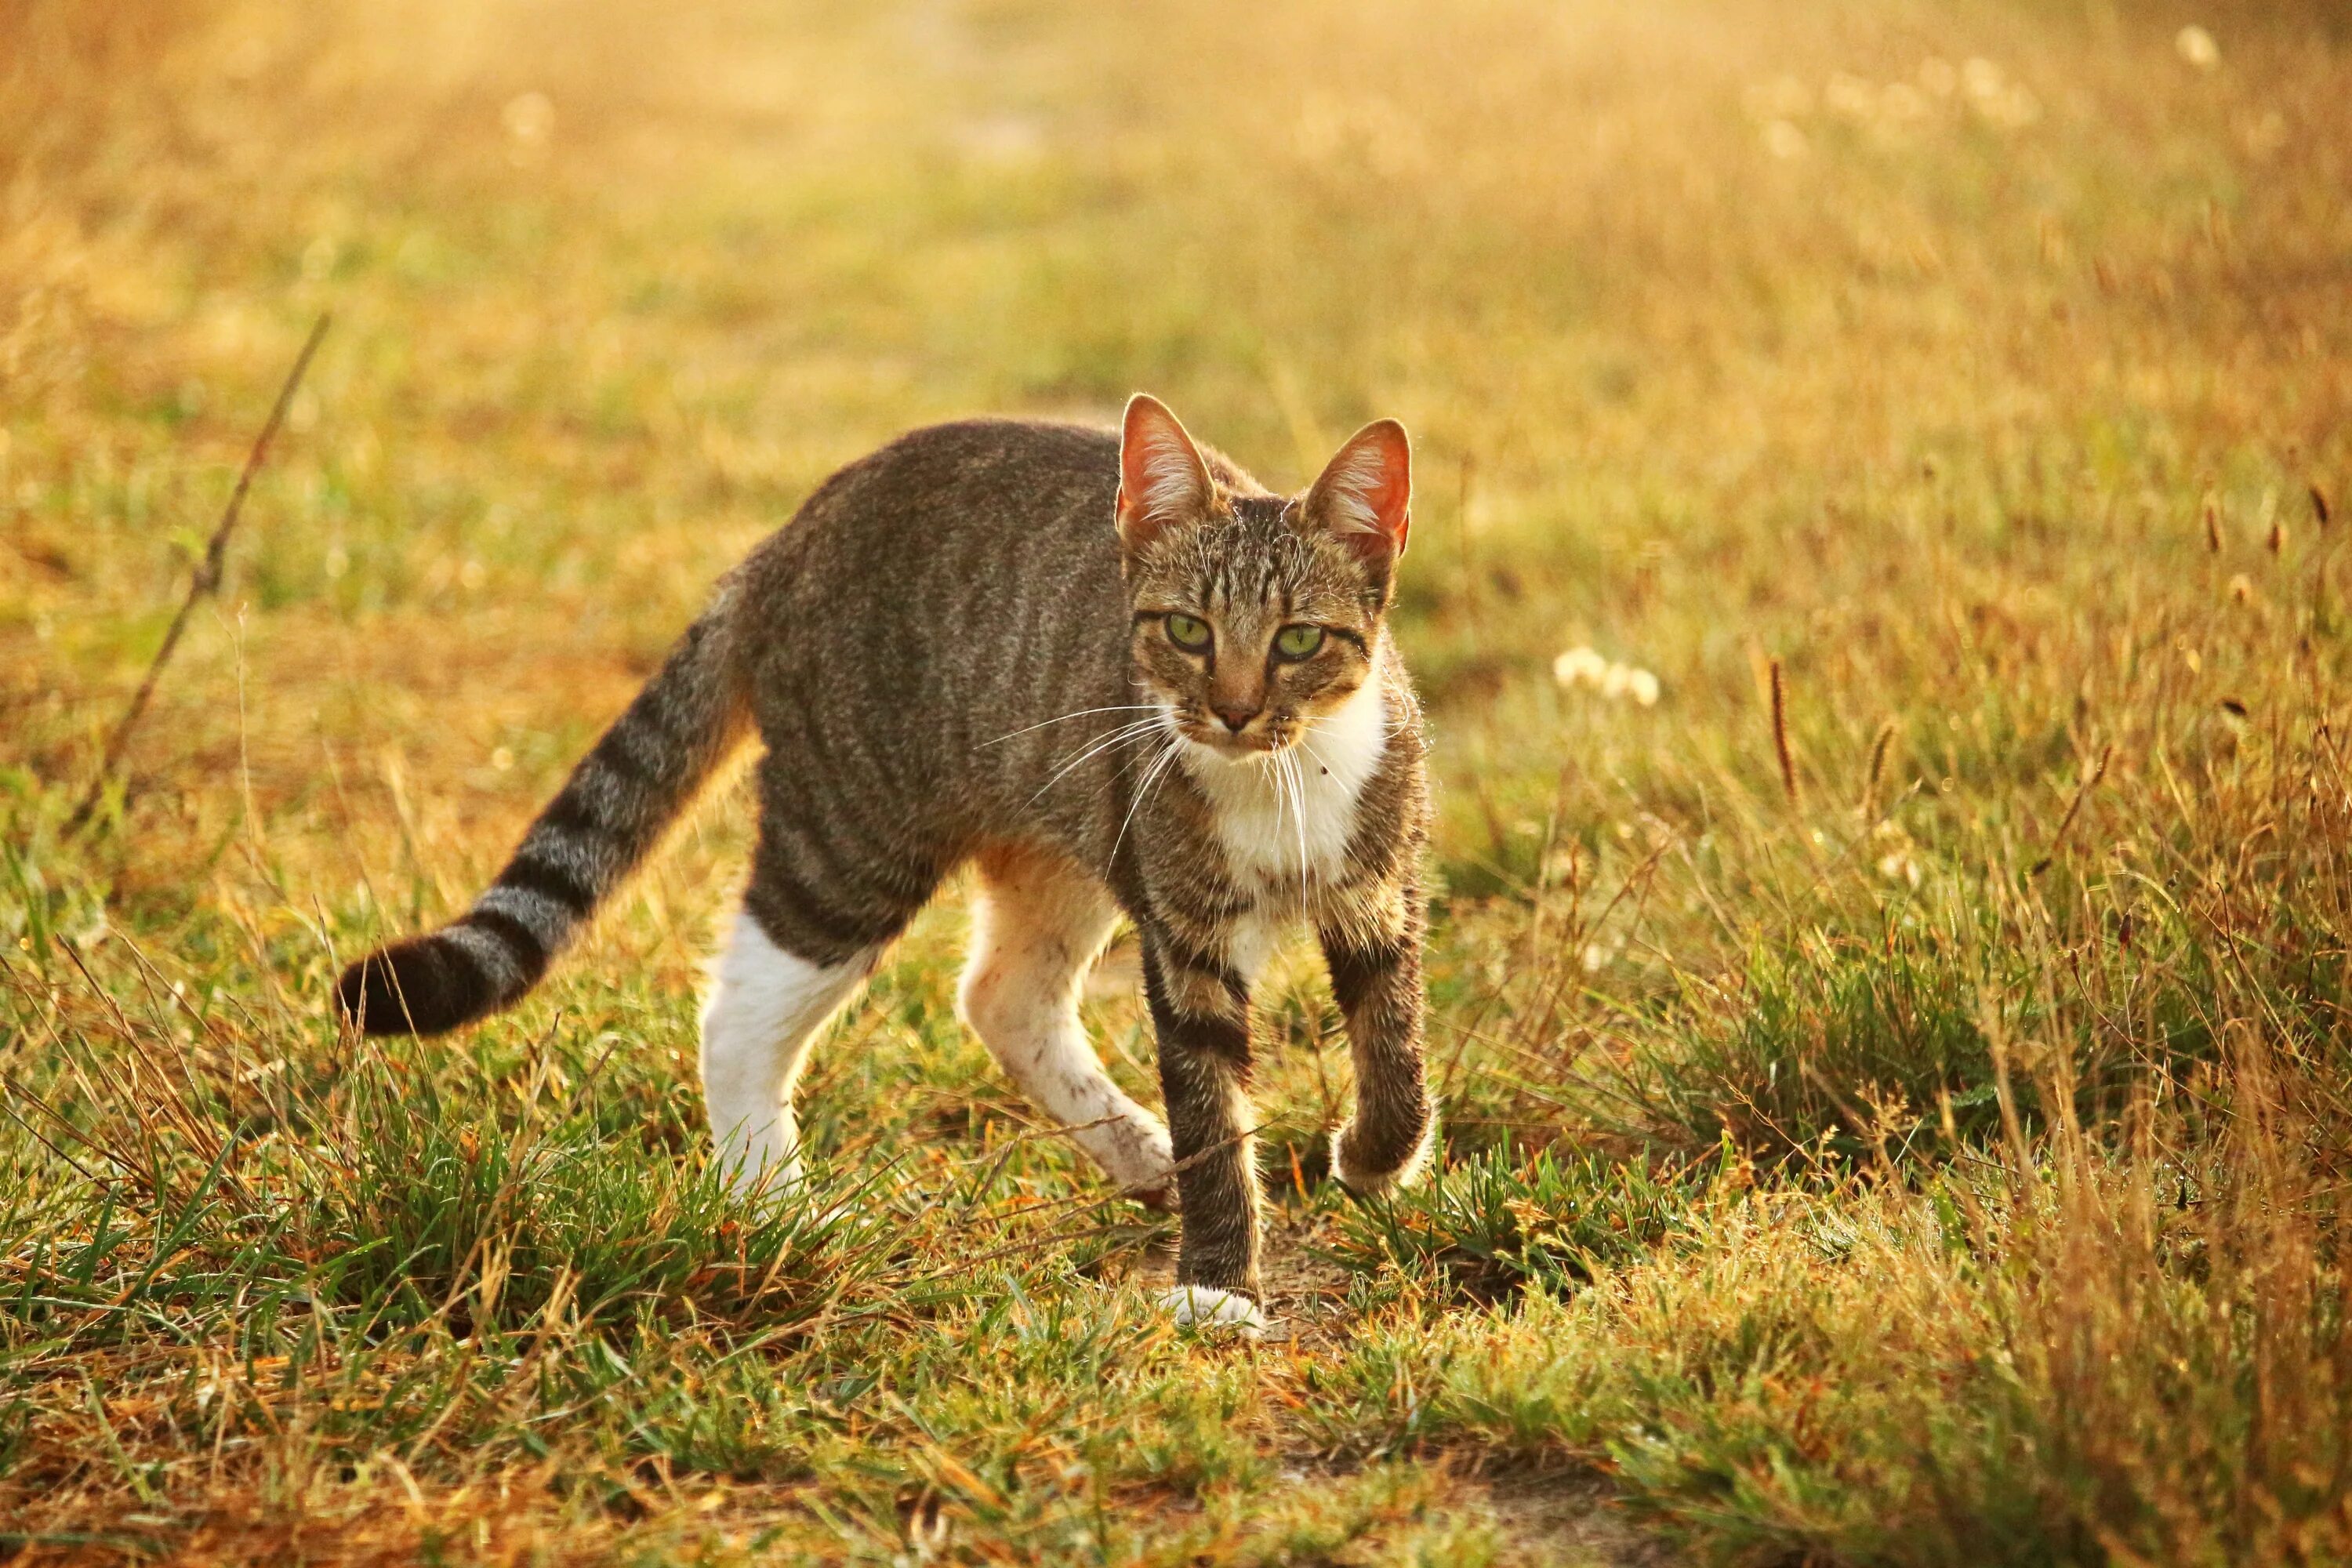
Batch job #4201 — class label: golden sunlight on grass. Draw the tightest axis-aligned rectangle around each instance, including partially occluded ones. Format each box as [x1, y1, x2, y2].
[4, 0, 2350, 1561]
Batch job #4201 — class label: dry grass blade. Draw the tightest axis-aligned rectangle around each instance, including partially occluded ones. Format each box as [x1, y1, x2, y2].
[2029, 743, 2114, 877]
[1769, 657, 1798, 807]
[1857, 719, 1897, 822]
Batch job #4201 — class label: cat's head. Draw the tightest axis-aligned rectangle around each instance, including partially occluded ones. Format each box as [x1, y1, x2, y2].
[1116, 394, 1410, 760]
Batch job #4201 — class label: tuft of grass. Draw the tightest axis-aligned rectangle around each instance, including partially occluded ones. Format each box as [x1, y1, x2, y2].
[1318, 1044, 2352, 1566]
[1329, 1149, 1697, 1304]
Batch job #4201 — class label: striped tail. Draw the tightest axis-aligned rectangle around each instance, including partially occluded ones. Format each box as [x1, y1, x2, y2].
[336, 593, 749, 1036]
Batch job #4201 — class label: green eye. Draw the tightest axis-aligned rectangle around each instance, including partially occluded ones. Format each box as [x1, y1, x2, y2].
[1274, 624, 1326, 660]
[1166, 613, 1212, 652]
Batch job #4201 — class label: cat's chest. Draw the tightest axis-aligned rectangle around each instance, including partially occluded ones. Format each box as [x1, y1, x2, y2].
[1181, 676, 1389, 924]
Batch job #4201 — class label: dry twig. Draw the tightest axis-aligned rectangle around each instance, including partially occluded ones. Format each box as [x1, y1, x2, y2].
[65, 314, 331, 835]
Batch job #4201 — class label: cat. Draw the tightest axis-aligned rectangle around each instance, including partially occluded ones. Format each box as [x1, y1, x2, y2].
[336, 395, 1436, 1331]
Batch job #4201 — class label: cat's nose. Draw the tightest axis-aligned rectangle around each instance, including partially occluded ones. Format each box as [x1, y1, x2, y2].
[1214, 704, 1258, 733]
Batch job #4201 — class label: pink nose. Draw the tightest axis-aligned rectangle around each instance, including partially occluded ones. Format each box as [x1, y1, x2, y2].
[1214, 705, 1258, 733]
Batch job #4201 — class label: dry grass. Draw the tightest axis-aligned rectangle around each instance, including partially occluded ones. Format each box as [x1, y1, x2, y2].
[5, 0, 2351, 1560]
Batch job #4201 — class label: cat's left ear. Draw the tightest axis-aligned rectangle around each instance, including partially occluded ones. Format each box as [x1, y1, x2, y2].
[1116, 394, 1217, 558]
[1303, 419, 1412, 585]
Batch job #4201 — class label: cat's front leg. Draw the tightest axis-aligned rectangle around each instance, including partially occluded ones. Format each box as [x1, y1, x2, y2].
[1319, 876, 1436, 1196]
[1139, 924, 1266, 1331]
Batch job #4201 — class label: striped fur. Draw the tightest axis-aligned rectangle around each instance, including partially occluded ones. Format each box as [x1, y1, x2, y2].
[334, 401, 1435, 1325]
[336, 591, 748, 1035]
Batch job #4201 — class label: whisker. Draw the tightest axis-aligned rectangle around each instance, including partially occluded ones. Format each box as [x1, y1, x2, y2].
[1061, 717, 1169, 763]
[1282, 749, 1312, 902]
[1026, 717, 1168, 803]
[1051, 709, 1185, 822]
[978, 704, 1163, 749]
[1112, 733, 1186, 864]
[1279, 747, 1298, 888]
[1109, 746, 1170, 863]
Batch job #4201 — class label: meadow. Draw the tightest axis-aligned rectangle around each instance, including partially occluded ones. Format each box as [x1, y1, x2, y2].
[4, 0, 2350, 1560]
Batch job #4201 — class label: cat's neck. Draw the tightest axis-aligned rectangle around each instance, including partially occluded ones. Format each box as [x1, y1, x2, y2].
[1176, 653, 1392, 908]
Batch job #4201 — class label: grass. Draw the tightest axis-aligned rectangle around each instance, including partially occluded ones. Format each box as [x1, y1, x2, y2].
[4, 0, 2350, 1559]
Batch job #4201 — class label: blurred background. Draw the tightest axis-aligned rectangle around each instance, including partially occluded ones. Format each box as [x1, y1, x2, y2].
[6, 0, 2345, 897]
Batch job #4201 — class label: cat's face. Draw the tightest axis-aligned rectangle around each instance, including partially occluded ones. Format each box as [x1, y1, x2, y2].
[1116, 396, 1411, 760]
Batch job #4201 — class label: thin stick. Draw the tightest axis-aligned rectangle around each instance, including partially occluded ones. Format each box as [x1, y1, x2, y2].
[2030, 742, 2114, 878]
[65, 314, 331, 835]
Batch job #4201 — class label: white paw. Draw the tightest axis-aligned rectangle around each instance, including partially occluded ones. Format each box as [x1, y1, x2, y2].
[1330, 1116, 1438, 1199]
[1158, 1285, 1269, 1337]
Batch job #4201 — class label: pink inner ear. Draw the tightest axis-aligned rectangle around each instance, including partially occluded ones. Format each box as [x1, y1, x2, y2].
[1314, 422, 1413, 557]
[1366, 433, 1410, 546]
[1117, 396, 1210, 549]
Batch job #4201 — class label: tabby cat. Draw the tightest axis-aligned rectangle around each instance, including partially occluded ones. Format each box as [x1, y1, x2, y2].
[337, 396, 1436, 1330]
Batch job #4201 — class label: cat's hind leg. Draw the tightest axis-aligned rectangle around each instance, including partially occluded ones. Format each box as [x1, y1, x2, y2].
[958, 842, 1177, 1203]
[699, 910, 880, 1197]
[709, 775, 938, 1199]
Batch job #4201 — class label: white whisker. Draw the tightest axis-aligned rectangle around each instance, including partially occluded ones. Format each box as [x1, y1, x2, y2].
[978, 705, 1163, 749]
[1279, 752, 1298, 893]
[1112, 728, 1186, 864]
[1282, 748, 1312, 902]
[1026, 717, 1169, 803]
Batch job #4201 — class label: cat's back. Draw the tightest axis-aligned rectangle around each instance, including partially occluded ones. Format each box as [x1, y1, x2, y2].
[731, 418, 1138, 838]
[742, 417, 1120, 627]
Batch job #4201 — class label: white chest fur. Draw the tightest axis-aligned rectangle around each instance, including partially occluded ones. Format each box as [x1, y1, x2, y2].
[1177, 670, 1390, 971]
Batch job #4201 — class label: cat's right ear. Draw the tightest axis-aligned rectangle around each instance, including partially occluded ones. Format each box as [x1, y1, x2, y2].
[1116, 394, 1214, 557]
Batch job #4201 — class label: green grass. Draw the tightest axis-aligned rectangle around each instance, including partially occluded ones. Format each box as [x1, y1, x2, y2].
[5, 0, 2351, 1560]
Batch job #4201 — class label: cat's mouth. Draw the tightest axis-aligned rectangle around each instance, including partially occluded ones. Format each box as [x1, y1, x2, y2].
[1174, 717, 1291, 759]
[1149, 698, 1296, 760]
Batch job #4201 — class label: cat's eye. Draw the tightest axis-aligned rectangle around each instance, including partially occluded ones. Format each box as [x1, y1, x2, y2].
[1165, 613, 1212, 652]
[1273, 624, 1326, 661]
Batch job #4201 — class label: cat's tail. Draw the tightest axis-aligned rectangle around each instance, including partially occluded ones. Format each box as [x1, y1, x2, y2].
[336, 583, 752, 1036]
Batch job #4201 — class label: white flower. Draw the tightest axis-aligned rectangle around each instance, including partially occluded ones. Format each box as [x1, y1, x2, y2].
[1555, 647, 1662, 706]
[1873, 822, 1924, 887]
[1553, 647, 1608, 687]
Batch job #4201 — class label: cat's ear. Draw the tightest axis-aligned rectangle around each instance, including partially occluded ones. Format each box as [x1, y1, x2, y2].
[1303, 419, 1412, 579]
[1116, 394, 1215, 556]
